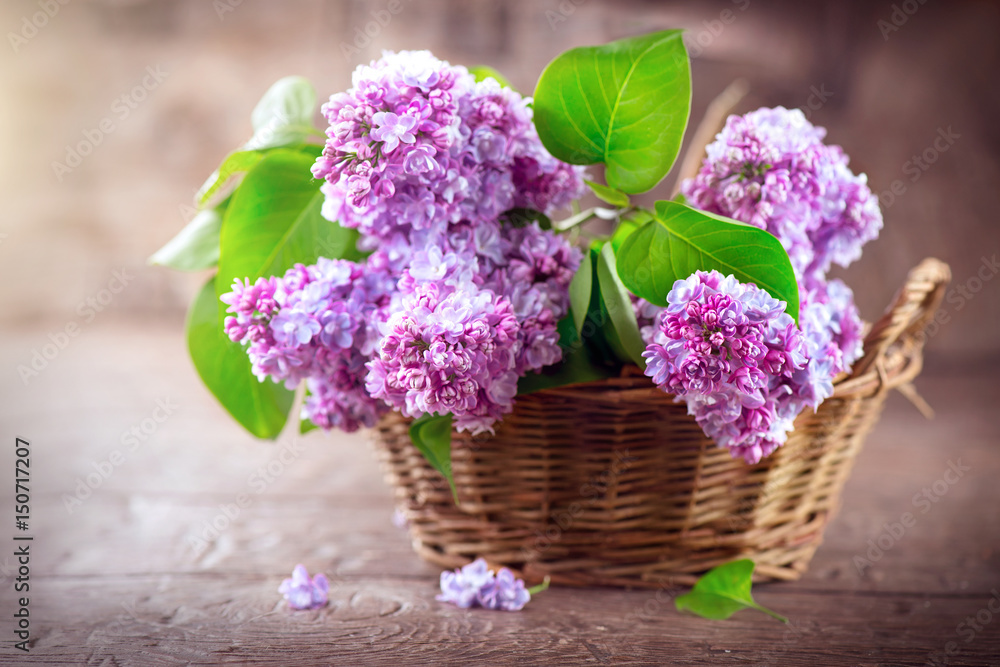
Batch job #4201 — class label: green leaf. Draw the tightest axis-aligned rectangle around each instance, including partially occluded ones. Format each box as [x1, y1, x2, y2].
[517, 342, 615, 395]
[585, 180, 630, 208]
[610, 207, 652, 254]
[596, 243, 645, 367]
[197, 150, 266, 208]
[616, 200, 800, 323]
[186, 278, 293, 439]
[216, 149, 362, 308]
[569, 250, 593, 336]
[518, 314, 618, 395]
[501, 207, 552, 230]
[149, 200, 228, 271]
[469, 65, 514, 90]
[675, 559, 788, 623]
[197, 144, 322, 209]
[246, 76, 321, 150]
[409, 414, 457, 502]
[533, 30, 691, 194]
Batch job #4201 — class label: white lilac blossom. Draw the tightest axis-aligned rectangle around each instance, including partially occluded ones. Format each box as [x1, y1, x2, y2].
[278, 564, 330, 610]
[312, 49, 585, 262]
[221, 258, 394, 432]
[436, 558, 531, 611]
[681, 106, 882, 283]
[641, 271, 865, 464]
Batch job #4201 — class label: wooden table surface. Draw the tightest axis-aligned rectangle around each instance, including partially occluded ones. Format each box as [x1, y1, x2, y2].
[1, 321, 998, 666]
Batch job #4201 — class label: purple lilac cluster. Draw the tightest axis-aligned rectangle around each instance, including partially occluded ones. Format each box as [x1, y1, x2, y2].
[223, 51, 585, 435]
[278, 564, 329, 610]
[221, 258, 394, 432]
[642, 271, 865, 464]
[436, 558, 531, 611]
[366, 220, 580, 435]
[680, 106, 882, 282]
[642, 271, 807, 464]
[312, 49, 584, 268]
[366, 280, 521, 434]
[634, 107, 878, 462]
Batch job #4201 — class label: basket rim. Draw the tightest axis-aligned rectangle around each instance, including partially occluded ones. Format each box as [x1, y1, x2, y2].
[515, 257, 951, 406]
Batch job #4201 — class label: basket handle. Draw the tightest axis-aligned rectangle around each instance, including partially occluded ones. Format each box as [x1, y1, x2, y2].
[848, 257, 952, 380]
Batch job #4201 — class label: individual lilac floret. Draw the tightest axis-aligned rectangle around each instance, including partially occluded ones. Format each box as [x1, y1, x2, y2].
[312, 50, 585, 245]
[279, 564, 329, 610]
[681, 107, 882, 282]
[220, 258, 394, 432]
[436, 558, 531, 611]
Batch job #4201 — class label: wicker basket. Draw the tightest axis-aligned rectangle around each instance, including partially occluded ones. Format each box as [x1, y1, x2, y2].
[373, 258, 951, 588]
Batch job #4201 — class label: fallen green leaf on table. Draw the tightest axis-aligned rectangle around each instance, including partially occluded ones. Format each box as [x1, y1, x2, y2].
[674, 559, 788, 623]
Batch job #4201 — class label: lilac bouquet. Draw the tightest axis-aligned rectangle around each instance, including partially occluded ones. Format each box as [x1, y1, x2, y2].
[154, 30, 882, 492]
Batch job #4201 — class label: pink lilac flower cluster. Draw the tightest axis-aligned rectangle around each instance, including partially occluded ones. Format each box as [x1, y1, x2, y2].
[366, 280, 521, 434]
[680, 106, 882, 282]
[278, 564, 329, 610]
[437, 558, 531, 611]
[642, 270, 807, 464]
[366, 220, 580, 434]
[642, 271, 866, 464]
[221, 258, 394, 432]
[312, 49, 584, 266]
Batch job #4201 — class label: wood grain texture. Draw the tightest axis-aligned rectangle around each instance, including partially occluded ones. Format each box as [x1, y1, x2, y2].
[1, 321, 998, 664]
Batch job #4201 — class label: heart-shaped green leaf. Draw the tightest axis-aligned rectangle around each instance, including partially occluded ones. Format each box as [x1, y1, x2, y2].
[533, 30, 691, 194]
[187, 278, 293, 439]
[216, 149, 362, 308]
[616, 200, 799, 323]
[409, 413, 457, 502]
[675, 559, 788, 623]
[596, 243, 645, 367]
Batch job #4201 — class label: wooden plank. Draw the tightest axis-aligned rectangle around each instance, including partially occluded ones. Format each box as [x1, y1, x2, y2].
[4, 575, 998, 666]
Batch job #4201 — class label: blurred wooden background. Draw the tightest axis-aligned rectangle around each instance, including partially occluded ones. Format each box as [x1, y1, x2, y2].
[1, 0, 997, 359]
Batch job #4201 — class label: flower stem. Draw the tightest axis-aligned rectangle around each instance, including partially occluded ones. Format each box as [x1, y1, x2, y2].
[527, 575, 551, 596]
